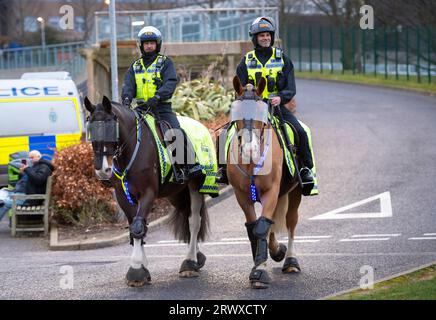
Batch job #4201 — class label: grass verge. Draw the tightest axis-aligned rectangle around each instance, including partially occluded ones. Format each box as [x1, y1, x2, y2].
[330, 264, 436, 300]
[296, 71, 436, 95]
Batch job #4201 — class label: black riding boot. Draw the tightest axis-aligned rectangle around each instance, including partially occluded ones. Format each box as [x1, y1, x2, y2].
[277, 106, 315, 195]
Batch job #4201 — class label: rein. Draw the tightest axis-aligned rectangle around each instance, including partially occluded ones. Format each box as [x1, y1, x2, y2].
[112, 109, 144, 206]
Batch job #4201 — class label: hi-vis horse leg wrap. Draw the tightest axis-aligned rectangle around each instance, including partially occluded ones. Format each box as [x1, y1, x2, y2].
[130, 216, 147, 244]
[245, 221, 257, 262]
[253, 217, 274, 267]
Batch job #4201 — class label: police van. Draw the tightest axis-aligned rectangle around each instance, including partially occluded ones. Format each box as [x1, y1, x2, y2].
[0, 72, 85, 186]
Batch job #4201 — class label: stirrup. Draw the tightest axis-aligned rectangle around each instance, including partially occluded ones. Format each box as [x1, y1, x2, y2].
[216, 167, 228, 184]
[172, 167, 187, 184]
[187, 164, 203, 178]
[300, 167, 314, 196]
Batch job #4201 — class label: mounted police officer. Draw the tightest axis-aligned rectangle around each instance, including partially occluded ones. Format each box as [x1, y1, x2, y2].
[236, 16, 315, 192]
[121, 26, 202, 183]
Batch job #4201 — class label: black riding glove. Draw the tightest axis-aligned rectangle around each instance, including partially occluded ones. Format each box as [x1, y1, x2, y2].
[144, 96, 159, 109]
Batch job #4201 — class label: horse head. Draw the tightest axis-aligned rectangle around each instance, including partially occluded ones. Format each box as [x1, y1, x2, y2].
[84, 96, 119, 180]
[231, 76, 268, 163]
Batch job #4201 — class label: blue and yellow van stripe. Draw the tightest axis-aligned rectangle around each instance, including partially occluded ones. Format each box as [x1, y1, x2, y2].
[0, 97, 83, 166]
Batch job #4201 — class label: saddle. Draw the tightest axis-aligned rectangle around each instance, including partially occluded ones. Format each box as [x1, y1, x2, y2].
[139, 112, 219, 197]
[219, 114, 318, 195]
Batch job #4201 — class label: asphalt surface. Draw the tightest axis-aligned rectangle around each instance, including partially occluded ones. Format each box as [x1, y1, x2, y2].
[1, 79, 435, 300]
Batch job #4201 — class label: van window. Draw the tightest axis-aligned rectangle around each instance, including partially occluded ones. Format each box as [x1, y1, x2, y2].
[0, 100, 80, 137]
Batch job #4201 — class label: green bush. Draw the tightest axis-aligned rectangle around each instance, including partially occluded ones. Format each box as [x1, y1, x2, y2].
[172, 80, 233, 121]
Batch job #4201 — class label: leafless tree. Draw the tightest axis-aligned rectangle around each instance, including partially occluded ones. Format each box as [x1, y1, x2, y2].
[366, 0, 436, 27]
[367, 0, 436, 70]
[75, 0, 103, 42]
[307, 0, 365, 70]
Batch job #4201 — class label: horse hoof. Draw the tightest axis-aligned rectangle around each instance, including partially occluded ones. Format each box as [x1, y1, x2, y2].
[179, 270, 200, 278]
[269, 243, 287, 262]
[249, 268, 270, 289]
[251, 281, 269, 289]
[282, 257, 301, 274]
[179, 259, 200, 278]
[126, 265, 151, 287]
[197, 252, 206, 269]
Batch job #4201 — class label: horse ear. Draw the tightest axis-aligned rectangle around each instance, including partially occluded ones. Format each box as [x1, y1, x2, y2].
[102, 95, 112, 113]
[233, 76, 244, 96]
[256, 77, 266, 97]
[84, 96, 95, 113]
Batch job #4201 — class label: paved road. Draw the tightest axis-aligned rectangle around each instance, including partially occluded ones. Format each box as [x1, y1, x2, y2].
[1, 79, 435, 300]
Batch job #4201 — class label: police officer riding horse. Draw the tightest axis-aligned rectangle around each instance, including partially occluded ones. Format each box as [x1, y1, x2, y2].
[122, 26, 203, 183]
[232, 16, 315, 194]
[219, 16, 319, 289]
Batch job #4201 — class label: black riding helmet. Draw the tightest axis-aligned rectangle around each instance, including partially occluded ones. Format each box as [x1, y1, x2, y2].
[249, 16, 275, 47]
[137, 26, 162, 55]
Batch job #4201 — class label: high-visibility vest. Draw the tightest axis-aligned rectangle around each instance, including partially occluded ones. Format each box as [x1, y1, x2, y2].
[245, 47, 284, 99]
[133, 54, 170, 103]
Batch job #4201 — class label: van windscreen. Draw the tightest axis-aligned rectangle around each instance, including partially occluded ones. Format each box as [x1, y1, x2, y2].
[0, 100, 80, 137]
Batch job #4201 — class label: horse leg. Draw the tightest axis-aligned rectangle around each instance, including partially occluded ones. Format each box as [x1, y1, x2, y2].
[268, 194, 288, 262]
[112, 185, 151, 286]
[233, 188, 257, 260]
[179, 184, 204, 278]
[126, 192, 155, 287]
[282, 187, 302, 274]
[248, 186, 280, 289]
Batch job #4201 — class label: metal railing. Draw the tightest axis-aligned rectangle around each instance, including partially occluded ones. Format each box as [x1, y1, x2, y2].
[93, 7, 279, 43]
[0, 42, 86, 81]
[283, 25, 435, 84]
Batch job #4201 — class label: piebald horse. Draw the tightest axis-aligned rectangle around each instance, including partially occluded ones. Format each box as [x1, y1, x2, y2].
[85, 96, 209, 286]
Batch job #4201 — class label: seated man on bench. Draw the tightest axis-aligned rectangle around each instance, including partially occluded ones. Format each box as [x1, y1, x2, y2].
[0, 150, 54, 224]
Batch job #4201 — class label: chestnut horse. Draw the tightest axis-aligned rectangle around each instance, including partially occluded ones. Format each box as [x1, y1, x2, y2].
[227, 76, 302, 289]
[85, 96, 209, 287]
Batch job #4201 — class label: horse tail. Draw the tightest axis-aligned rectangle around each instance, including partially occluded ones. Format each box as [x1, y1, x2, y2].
[271, 194, 288, 234]
[168, 187, 210, 243]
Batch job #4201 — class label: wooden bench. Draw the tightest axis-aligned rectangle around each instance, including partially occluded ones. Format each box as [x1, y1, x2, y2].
[10, 176, 52, 237]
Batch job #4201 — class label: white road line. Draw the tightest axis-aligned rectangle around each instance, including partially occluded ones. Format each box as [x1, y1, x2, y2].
[351, 234, 401, 238]
[409, 237, 436, 241]
[145, 243, 186, 248]
[279, 239, 320, 243]
[423, 233, 436, 236]
[220, 237, 247, 241]
[340, 238, 390, 242]
[157, 240, 179, 244]
[142, 252, 436, 258]
[145, 239, 321, 248]
[310, 191, 392, 220]
[295, 235, 332, 239]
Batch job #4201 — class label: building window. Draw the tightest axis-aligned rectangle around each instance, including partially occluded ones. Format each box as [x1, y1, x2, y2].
[24, 16, 38, 32]
[48, 16, 61, 29]
[75, 16, 85, 32]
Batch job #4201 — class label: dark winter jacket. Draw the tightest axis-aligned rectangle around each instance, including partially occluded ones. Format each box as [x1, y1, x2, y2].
[23, 158, 54, 204]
